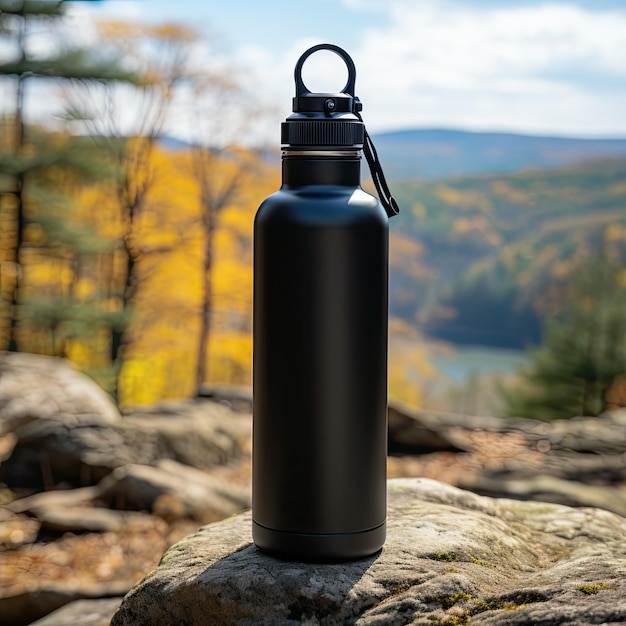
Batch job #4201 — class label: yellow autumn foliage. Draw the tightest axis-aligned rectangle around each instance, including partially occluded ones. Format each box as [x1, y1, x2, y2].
[4, 126, 442, 411]
[490, 180, 531, 205]
[435, 185, 492, 213]
[3, 137, 278, 407]
[605, 223, 626, 242]
[111, 145, 273, 407]
[412, 201, 427, 218]
[206, 331, 253, 387]
[389, 232, 434, 282]
[388, 320, 438, 408]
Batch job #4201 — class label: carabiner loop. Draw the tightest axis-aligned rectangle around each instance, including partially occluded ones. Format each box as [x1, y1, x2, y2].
[294, 43, 357, 97]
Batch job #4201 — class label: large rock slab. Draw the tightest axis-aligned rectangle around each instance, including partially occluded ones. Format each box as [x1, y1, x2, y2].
[6, 459, 249, 524]
[387, 403, 469, 453]
[1, 582, 131, 626]
[1, 400, 250, 489]
[0, 507, 39, 548]
[198, 383, 253, 413]
[96, 459, 250, 522]
[388, 403, 626, 517]
[0, 351, 120, 435]
[460, 474, 626, 517]
[389, 402, 626, 456]
[112, 478, 626, 626]
[29, 598, 124, 626]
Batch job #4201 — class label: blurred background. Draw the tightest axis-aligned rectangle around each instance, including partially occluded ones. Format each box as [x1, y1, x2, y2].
[1, 0, 625, 417]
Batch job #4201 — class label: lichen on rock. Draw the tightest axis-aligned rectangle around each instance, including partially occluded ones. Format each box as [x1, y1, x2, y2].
[111, 478, 626, 625]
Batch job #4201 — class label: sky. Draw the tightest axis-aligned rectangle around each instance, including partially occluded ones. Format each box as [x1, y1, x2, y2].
[5, 0, 626, 140]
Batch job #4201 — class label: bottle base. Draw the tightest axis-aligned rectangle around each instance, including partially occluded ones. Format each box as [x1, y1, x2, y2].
[252, 519, 385, 563]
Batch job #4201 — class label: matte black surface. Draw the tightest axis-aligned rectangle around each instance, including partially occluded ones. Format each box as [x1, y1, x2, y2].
[282, 43, 364, 150]
[253, 155, 389, 561]
[253, 520, 386, 563]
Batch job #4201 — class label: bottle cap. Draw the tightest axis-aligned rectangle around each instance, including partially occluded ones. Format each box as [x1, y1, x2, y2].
[282, 44, 400, 218]
[281, 44, 364, 149]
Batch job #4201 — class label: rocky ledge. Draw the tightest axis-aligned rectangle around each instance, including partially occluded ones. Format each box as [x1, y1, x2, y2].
[112, 478, 626, 626]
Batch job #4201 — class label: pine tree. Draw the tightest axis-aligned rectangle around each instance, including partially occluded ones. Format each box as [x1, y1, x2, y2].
[502, 255, 626, 419]
[0, 1, 135, 372]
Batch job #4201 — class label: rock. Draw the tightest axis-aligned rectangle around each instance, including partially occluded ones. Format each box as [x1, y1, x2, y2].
[537, 451, 626, 484]
[431, 408, 626, 456]
[123, 400, 250, 468]
[0, 582, 131, 626]
[387, 402, 470, 453]
[96, 460, 250, 522]
[112, 478, 626, 626]
[460, 474, 626, 517]
[7, 486, 100, 514]
[0, 352, 120, 435]
[0, 508, 175, 626]
[536, 413, 626, 455]
[198, 384, 253, 413]
[607, 407, 626, 424]
[0, 421, 164, 488]
[0, 432, 16, 462]
[1, 400, 250, 489]
[28, 506, 161, 534]
[29, 597, 124, 626]
[0, 508, 40, 548]
[387, 405, 626, 517]
[6, 457, 249, 525]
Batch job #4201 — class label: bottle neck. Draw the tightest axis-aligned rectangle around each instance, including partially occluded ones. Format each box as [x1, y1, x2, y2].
[281, 151, 362, 187]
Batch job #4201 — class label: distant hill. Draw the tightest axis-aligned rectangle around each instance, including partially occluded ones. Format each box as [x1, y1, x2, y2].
[372, 129, 626, 180]
[159, 129, 626, 180]
[388, 157, 626, 348]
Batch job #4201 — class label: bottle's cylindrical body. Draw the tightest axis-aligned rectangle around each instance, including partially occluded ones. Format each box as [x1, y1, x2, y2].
[253, 154, 388, 561]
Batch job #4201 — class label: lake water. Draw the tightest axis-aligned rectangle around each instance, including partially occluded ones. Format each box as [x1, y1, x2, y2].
[431, 345, 529, 383]
[421, 345, 529, 415]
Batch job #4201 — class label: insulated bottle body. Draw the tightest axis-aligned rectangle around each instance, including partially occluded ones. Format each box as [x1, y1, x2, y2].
[252, 157, 388, 561]
[252, 42, 399, 562]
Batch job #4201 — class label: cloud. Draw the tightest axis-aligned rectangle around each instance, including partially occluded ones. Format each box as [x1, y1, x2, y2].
[4, 0, 625, 140]
[348, 1, 626, 136]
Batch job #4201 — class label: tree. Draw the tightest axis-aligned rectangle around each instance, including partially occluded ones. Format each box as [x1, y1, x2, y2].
[7, 130, 122, 360]
[65, 21, 204, 402]
[501, 254, 626, 419]
[192, 146, 255, 394]
[1, 8, 272, 405]
[0, 1, 135, 356]
[71, 20, 262, 400]
[186, 59, 273, 394]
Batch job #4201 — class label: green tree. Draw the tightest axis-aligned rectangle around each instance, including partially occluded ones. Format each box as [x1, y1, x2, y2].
[502, 256, 626, 419]
[5, 130, 122, 359]
[0, 1, 135, 373]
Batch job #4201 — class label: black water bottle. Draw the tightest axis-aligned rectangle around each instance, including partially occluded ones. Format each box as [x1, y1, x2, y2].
[253, 44, 399, 562]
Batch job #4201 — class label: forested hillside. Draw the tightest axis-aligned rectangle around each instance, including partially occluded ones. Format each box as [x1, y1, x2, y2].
[388, 157, 626, 348]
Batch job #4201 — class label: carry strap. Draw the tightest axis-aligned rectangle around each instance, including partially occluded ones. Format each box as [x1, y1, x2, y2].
[356, 111, 400, 218]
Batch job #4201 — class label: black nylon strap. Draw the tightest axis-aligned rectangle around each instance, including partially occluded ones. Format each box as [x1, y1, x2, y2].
[357, 113, 400, 218]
